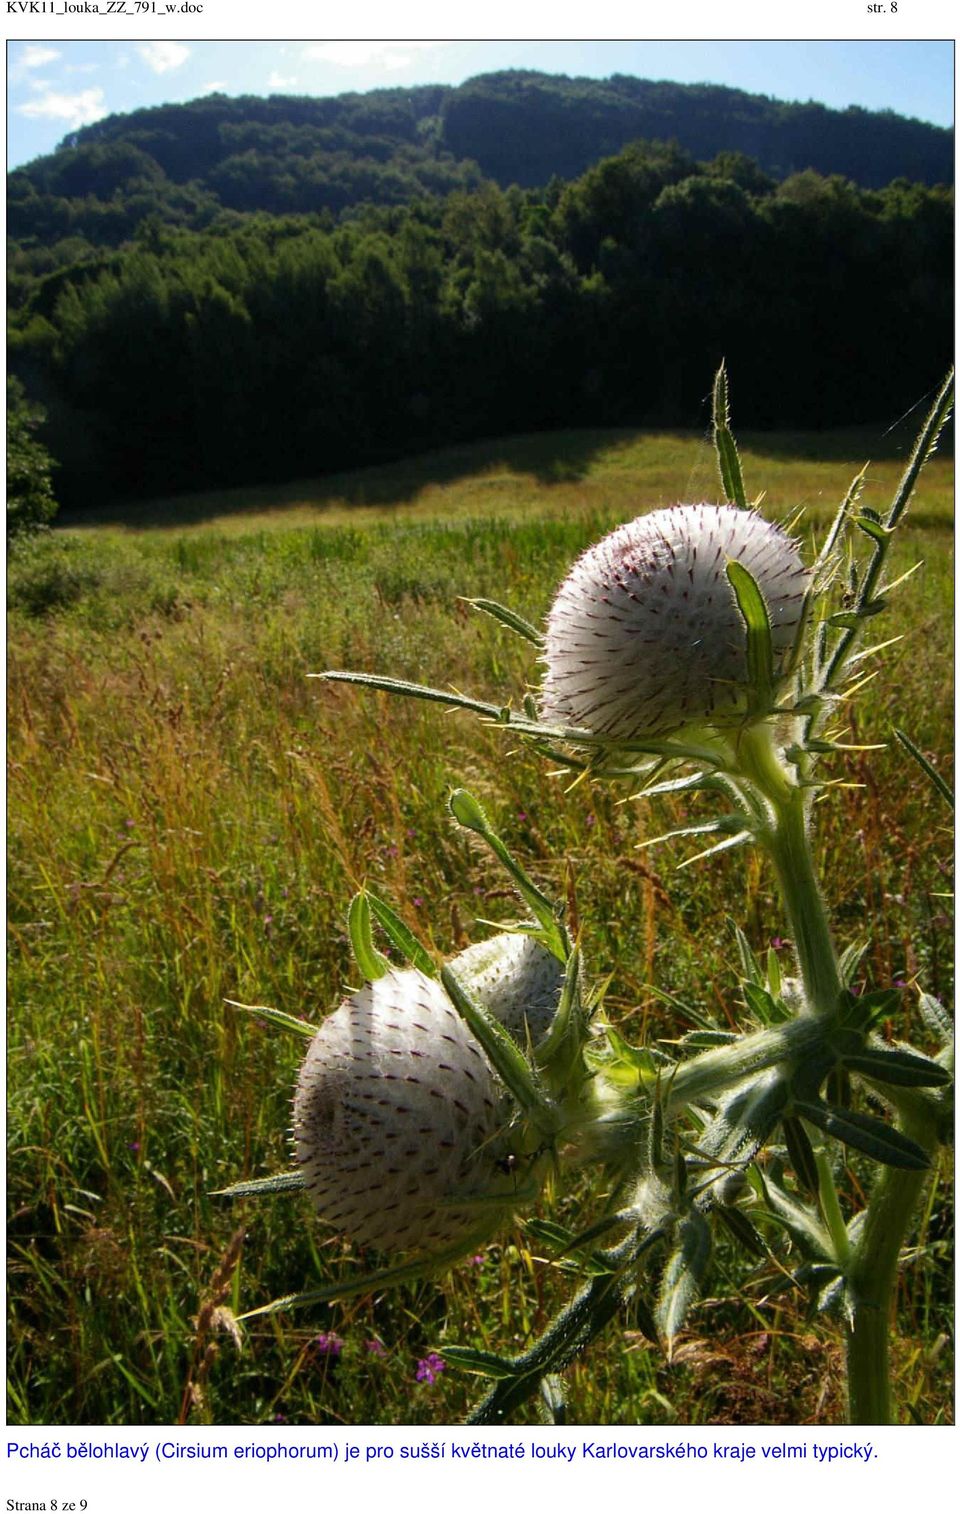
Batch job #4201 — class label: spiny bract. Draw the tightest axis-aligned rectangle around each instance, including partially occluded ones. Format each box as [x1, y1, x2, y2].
[539, 503, 809, 742]
[293, 968, 517, 1256]
[451, 933, 564, 1047]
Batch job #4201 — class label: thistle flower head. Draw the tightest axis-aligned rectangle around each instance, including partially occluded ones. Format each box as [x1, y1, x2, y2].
[540, 504, 809, 743]
[451, 933, 564, 1047]
[293, 968, 516, 1257]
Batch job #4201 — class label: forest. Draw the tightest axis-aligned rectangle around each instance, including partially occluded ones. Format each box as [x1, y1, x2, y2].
[6, 71, 954, 511]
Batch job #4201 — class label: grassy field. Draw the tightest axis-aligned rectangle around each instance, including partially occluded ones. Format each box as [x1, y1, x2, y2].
[7, 424, 954, 1426]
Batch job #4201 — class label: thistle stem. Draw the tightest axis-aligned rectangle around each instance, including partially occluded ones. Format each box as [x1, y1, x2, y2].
[736, 725, 843, 1018]
[844, 1105, 939, 1424]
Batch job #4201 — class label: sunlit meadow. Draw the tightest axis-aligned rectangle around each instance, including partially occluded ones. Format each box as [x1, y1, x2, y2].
[7, 421, 953, 1425]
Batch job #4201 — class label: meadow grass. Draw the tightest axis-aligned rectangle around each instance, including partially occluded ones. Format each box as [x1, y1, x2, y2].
[7, 426, 954, 1426]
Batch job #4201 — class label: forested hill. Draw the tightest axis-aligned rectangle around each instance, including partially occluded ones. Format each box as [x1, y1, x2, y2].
[7, 72, 953, 515]
[9, 70, 953, 256]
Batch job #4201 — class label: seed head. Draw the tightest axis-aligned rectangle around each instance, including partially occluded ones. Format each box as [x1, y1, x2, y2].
[540, 504, 808, 742]
[293, 969, 515, 1256]
[451, 933, 564, 1047]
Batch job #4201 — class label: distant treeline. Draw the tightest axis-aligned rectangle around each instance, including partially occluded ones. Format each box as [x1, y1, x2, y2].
[9, 72, 952, 266]
[9, 131, 952, 509]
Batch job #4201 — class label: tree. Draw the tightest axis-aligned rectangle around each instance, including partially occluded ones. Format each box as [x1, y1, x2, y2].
[6, 378, 59, 537]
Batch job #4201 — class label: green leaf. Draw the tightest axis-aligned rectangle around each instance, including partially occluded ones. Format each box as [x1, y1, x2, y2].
[781, 1115, 820, 1198]
[448, 789, 568, 961]
[466, 598, 545, 649]
[699, 1070, 789, 1168]
[712, 361, 748, 509]
[885, 368, 954, 532]
[440, 1345, 517, 1380]
[742, 980, 785, 1026]
[637, 815, 750, 851]
[793, 1100, 930, 1170]
[540, 1375, 567, 1423]
[365, 892, 437, 978]
[759, 1177, 832, 1258]
[726, 559, 774, 706]
[524, 1218, 577, 1250]
[843, 1045, 952, 1089]
[837, 940, 870, 988]
[917, 991, 953, 1046]
[679, 1030, 738, 1049]
[675, 829, 752, 868]
[731, 919, 761, 984]
[238, 1244, 474, 1317]
[655, 1212, 712, 1347]
[347, 893, 391, 981]
[715, 1204, 767, 1259]
[212, 1171, 305, 1198]
[854, 515, 892, 545]
[441, 963, 557, 1135]
[892, 728, 954, 810]
[315, 670, 504, 719]
[223, 999, 317, 1037]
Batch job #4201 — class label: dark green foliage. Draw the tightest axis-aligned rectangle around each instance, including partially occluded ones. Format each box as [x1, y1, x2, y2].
[6, 75, 953, 511]
[6, 377, 59, 536]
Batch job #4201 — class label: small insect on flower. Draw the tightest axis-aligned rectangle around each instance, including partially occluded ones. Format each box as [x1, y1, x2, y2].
[540, 503, 809, 743]
[292, 968, 519, 1258]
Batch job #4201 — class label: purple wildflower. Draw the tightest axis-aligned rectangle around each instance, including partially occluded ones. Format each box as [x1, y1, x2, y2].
[365, 1339, 386, 1358]
[312, 1332, 343, 1359]
[416, 1352, 445, 1385]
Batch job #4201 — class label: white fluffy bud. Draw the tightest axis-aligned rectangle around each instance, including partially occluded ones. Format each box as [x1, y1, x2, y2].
[293, 969, 515, 1256]
[451, 934, 564, 1047]
[540, 504, 808, 742]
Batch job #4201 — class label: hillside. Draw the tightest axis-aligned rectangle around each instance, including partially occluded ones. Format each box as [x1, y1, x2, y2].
[8, 70, 953, 259]
[6, 72, 953, 516]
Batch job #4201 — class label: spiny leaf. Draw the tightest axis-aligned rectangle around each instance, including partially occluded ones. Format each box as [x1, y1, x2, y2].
[781, 1115, 820, 1198]
[675, 829, 752, 868]
[347, 892, 391, 981]
[712, 361, 748, 509]
[893, 727, 954, 810]
[837, 940, 870, 988]
[238, 1243, 475, 1317]
[449, 788, 567, 961]
[742, 980, 786, 1026]
[715, 1204, 767, 1259]
[315, 669, 503, 719]
[224, 1000, 317, 1037]
[655, 1212, 712, 1348]
[698, 1070, 789, 1167]
[726, 559, 774, 706]
[843, 1045, 952, 1089]
[441, 1345, 517, 1380]
[212, 1171, 305, 1199]
[917, 991, 953, 1046]
[731, 919, 761, 984]
[465, 598, 545, 648]
[885, 368, 954, 531]
[364, 891, 437, 977]
[793, 1100, 930, 1169]
[441, 964, 557, 1134]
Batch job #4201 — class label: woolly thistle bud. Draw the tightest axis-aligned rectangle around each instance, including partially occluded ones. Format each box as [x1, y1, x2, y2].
[540, 504, 809, 743]
[293, 968, 518, 1256]
[451, 934, 565, 1047]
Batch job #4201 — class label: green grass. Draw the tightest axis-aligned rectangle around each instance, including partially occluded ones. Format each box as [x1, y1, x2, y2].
[7, 426, 954, 1426]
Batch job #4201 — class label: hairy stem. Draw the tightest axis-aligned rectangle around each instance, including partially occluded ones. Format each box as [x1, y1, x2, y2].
[844, 1104, 939, 1424]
